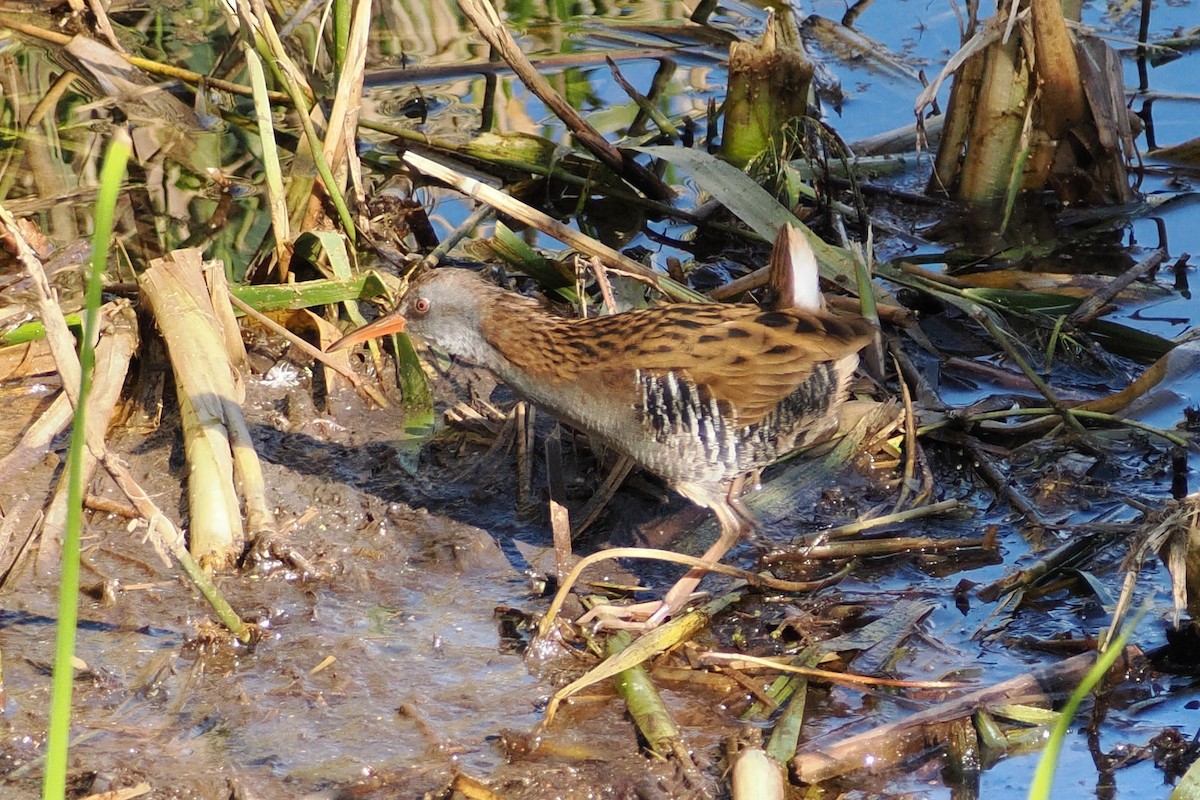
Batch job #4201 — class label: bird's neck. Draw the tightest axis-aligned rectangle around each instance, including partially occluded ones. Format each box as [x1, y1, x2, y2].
[472, 292, 590, 405]
[465, 290, 565, 375]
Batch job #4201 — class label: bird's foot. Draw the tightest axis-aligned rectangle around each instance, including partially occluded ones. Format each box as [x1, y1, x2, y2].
[576, 573, 707, 630]
[576, 590, 704, 631]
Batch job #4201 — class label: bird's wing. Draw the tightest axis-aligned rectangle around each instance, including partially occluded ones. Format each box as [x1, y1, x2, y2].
[586, 304, 875, 426]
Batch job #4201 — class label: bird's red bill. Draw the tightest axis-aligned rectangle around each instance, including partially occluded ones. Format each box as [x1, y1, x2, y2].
[326, 314, 407, 352]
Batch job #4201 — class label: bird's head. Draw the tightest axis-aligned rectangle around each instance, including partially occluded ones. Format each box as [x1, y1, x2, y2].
[327, 269, 517, 365]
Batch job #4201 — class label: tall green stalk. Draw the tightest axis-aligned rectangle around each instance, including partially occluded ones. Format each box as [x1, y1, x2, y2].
[1026, 602, 1148, 800]
[42, 130, 131, 800]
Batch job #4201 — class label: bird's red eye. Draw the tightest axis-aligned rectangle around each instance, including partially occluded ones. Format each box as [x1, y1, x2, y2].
[412, 297, 431, 315]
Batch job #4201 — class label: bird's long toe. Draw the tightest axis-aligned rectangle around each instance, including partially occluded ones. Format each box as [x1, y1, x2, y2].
[577, 591, 703, 630]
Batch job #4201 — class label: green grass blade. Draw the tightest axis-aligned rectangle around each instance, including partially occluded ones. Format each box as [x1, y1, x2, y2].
[1027, 603, 1147, 800]
[42, 129, 131, 800]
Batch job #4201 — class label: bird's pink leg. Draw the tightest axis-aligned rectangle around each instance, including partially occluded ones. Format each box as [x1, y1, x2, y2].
[580, 482, 754, 630]
[641, 491, 751, 627]
[582, 529, 737, 630]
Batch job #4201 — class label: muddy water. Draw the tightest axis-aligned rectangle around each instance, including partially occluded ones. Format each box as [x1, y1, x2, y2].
[0, 365, 748, 797]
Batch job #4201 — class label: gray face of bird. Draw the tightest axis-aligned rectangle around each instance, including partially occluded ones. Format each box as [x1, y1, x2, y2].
[400, 270, 507, 366]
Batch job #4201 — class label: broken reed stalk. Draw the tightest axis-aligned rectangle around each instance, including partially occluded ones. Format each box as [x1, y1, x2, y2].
[238, 0, 355, 242]
[956, 26, 1030, 218]
[241, 30, 291, 271]
[1067, 248, 1168, 326]
[761, 644, 821, 763]
[419, 202, 495, 270]
[792, 645, 1142, 783]
[195, 262, 279, 544]
[1028, 0, 1086, 140]
[362, 119, 695, 228]
[0, 319, 109, 480]
[785, 534, 988, 560]
[37, 304, 138, 572]
[701, 652, 963, 691]
[0, 215, 84, 405]
[101, 451, 250, 639]
[721, 9, 812, 167]
[141, 250, 280, 568]
[794, 498, 961, 542]
[891, 352, 920, 511]
[1101, 513, 1183, 648]
[923, 2, 1132, 214]
[605, 631, 689, 763]
[221, 274, 387, 313]
[605, 56, 679, 140]
[749, 602, 952, 764]
[542, 429, 573, 581]
[730, 734, 785, 800]
[975, 525, 1126, 602]
[921, 406, 1189, 449]
[516, 403, 534, 511]
[316, 0, 369, 214]
[950, 432, 1047, 528]
[141, 252, 246, 568]
[0, 392, 72, 477]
